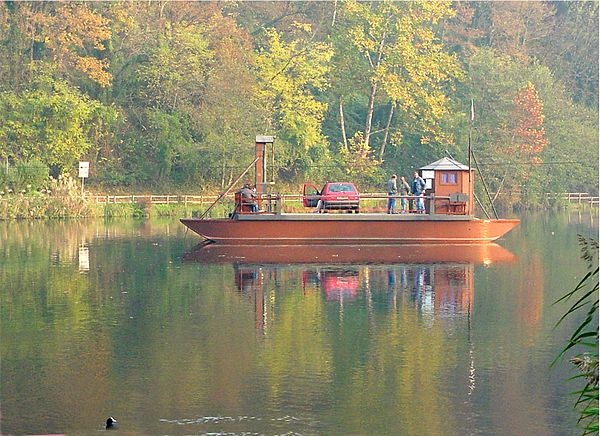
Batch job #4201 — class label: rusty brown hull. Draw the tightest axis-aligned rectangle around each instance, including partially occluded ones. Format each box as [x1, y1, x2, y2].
[180, 214, 519, 244]
[184, 243, 516, 265]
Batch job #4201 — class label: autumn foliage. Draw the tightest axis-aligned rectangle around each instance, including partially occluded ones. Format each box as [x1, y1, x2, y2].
[511, 82, 548, 164]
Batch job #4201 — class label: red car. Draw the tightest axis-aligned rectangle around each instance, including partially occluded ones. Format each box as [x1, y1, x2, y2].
[302, 182, 360, 213]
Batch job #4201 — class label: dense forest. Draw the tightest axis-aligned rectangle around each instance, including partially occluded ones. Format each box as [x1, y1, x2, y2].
[0, 1, 598, 206]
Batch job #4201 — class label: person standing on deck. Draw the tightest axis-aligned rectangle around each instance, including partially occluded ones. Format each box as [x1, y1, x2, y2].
[399, 176, 411, 213]
[386, 175, 398, 214]
[412, 172, 426, 213]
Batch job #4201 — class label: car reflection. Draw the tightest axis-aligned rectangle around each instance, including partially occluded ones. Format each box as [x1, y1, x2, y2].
[303, 269, 360, 301]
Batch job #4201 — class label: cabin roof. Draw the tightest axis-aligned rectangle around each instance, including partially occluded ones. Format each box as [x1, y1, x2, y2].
[420, 157, 469, 171]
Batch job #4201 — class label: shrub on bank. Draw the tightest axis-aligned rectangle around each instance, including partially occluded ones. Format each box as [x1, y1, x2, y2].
[0, 192, 91, 219]
[0, 159, 49, 194]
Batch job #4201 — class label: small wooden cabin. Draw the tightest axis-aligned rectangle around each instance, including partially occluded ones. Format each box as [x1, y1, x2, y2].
[420, 157, 474, 215]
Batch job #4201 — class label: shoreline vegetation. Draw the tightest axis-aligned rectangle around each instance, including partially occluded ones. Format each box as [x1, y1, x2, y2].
[0, 189, 596, 221]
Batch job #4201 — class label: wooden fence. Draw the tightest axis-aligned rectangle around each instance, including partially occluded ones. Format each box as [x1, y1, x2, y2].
[91, 193, 310, 205]
[545, 192, 599, 206]
[91, 194, 222, 205]
[89, 192, 599, 207]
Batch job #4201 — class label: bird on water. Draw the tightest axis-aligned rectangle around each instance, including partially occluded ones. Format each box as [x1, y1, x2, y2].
[106, 417, 118, 430]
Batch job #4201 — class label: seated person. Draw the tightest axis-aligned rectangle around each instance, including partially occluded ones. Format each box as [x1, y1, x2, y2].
[238, 183, 258, 212]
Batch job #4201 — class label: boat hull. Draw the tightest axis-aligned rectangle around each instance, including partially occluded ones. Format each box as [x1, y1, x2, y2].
[180, 214, 519, 245]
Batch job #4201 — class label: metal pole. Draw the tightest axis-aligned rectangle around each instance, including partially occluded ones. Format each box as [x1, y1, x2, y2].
[468, 127, 472, 185]
[468, 99, 474, 215]
[473, 193, 491, 219]
[471, 150, 499, 219]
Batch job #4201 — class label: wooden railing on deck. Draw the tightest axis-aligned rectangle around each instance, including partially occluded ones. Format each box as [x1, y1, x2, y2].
[90, 193, 461, 214]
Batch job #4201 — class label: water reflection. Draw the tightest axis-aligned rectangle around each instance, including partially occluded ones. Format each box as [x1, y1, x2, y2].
[3, 216, 592, 435]
[187, 243, 515, 336]
[185, 242, 516, 265]
[231, 263, 476, 325]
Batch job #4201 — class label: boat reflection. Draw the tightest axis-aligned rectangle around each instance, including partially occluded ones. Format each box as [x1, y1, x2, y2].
[185, 243, 516, 334]
[184, 243, 516, 265]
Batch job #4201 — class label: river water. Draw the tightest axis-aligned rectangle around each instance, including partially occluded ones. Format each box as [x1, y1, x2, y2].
[1, 211, 597, 435]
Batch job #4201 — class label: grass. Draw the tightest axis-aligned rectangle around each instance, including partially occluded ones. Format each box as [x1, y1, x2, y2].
[554, 236, 599, 435]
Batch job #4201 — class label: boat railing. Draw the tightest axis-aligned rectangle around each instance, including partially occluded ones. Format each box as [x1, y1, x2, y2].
[235, 193, 467, 215]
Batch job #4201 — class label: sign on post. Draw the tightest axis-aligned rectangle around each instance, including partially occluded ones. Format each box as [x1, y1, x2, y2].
[79, 161, 89, 178]
[79, 161, 89, 196]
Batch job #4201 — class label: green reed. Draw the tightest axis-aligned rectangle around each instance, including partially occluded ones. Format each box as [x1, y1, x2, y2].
[554, 236, 599, 435]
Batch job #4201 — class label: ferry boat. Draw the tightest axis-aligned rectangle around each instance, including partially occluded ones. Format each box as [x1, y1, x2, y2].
[181, 136, 519, 245]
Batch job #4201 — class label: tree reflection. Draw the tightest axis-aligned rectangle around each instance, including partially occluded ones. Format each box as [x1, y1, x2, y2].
[225, 260, 483, 433]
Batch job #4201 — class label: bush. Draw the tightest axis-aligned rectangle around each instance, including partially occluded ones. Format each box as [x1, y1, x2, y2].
[0, 159, 49, 194]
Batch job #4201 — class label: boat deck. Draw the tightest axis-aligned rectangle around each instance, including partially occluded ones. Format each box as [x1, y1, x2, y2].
[235, 213, 474, 221]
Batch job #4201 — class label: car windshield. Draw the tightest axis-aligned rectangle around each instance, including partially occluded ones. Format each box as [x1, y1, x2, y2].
[328, 183, 355, 193]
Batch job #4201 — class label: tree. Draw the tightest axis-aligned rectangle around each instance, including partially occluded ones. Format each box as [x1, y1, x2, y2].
[255, 24, 333, 180]
[511, 82, 548, 164]
[540, 1, 599, 107]
[0, 76, 118, 172]
[332, 0, 462, 162]
[8, 2, 112, 87]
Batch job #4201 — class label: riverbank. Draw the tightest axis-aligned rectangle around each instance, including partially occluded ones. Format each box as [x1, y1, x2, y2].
[0, 194, 221, 220]
[0, 194, 307, 220]
[0, 192, 596, 221]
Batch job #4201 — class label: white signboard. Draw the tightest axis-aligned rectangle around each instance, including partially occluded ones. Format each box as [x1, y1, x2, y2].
[79, 161, 89, 178]
[422, 170, 434, 190]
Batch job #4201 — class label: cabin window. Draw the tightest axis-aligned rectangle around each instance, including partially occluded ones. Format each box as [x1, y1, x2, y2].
[440, 172, 458, 185]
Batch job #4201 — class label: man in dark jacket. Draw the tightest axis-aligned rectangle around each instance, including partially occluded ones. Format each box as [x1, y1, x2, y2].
[412, 172, 426, 213]
[239, 183, 258, 212]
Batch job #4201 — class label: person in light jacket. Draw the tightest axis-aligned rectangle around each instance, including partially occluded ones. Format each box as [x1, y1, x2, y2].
[399, 176, 411, 213]
[386, 175, 398, 214]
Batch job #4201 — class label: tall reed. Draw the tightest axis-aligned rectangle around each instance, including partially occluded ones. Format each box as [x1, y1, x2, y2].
[554, 236, 599, 435]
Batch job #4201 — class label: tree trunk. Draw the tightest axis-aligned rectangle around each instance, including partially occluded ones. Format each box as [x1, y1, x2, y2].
[339, 97, 348, 151]
[364, 82, 378, 147]
[364, 33, 386, 148]
[228, 164, 234, 187]
[379, 103, 394, 161]
[331, 0, 338, 27]
[220, 157, 226, 189]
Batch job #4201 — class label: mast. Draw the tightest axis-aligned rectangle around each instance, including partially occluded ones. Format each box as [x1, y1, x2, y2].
[468, 99, 473, 197]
